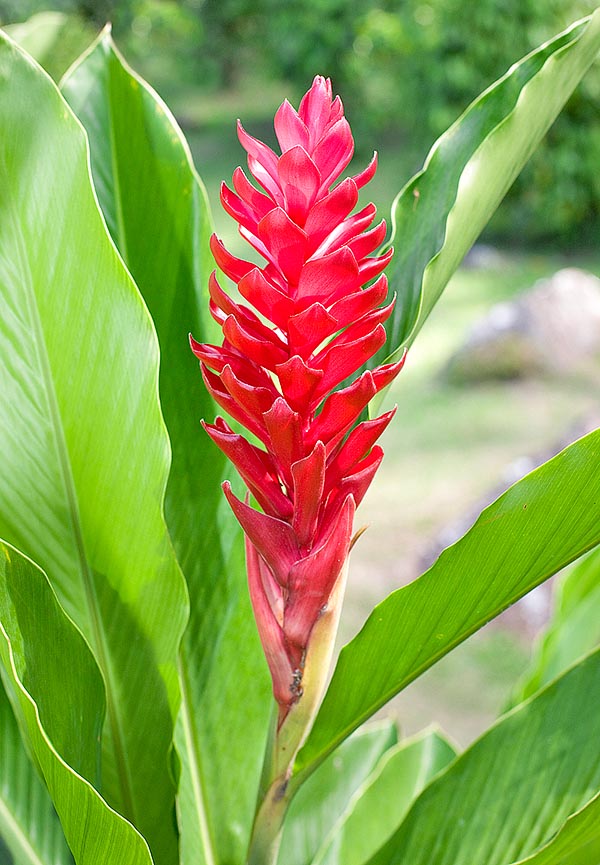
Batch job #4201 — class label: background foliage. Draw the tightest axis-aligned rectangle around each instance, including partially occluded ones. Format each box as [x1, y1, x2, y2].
[0, 0, 599, 242]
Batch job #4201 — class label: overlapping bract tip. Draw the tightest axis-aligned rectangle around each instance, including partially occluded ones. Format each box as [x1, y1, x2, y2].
[191, 75, 404, 722]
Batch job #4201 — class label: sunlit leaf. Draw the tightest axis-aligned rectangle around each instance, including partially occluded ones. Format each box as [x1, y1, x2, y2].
[0, 32, 187, 863]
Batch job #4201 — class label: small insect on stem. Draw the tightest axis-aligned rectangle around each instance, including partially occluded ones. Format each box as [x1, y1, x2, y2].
[290, 668, 303, 699]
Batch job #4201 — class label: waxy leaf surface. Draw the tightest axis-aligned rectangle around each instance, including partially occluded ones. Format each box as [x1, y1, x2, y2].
[0, 541, 152, 865]
[376, 9, 600, 365]
[0, 33, 187, 864]
[61, 34, 271, 865]
[365, 649, 600, 865]
[298, 429, 600, 773]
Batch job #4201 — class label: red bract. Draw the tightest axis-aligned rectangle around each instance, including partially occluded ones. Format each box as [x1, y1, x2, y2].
[191, 75, 404, 724]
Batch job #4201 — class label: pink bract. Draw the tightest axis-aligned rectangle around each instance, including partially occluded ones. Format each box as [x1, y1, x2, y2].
[191, 75, 404, 722]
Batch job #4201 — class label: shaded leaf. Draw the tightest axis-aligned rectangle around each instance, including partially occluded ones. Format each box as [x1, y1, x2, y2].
[61, 33, 271, 865]
[0, 32, 187, 864]
[297, 429, 600, 774]
[0, 541, 152, 865]
[278, 721, 398, 865]
[314, 729, 457, 865]
[365, 649, 600, 865]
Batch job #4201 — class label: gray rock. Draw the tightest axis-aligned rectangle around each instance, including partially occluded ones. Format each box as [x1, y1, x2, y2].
[445, 268, 600, 383]
[463, 243, 507, 270]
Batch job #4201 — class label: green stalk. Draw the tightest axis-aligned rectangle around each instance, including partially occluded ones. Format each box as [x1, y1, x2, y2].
[247, 560, 350, 864]
[247, 778, 292, 865]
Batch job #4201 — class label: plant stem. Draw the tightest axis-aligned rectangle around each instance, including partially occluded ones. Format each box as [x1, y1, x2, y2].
[247, 776, 291, 865]
[247, 561, 351, 864]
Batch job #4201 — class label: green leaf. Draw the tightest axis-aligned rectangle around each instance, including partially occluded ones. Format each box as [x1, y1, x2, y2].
[0, 675, 73, 865]
[0, 541, 152, 865]
[0, 33, 188, 864]
[378, 10, 600, 363]
[510, 545, 600, 707]
[278, 721, 398, 865]
[314, 729, 457, 865]
[60, 33, 271, 865]
[365, 649, 600, 865]
[4, 12, 95, 81]
[297, 428, 600, 775]
[510, 794, 600, 865]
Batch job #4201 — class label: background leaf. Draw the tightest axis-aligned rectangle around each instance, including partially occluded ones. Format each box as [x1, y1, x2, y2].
[61, 33, 271, 865]
[3, 12, 95, 81]
[278, 721, 398, 865]
[297, 428, 600, 775]
[0, 541, 152, 865]
[510, 545, 600, 707]
[0, 676, 73, 865]
[365, 648, 600, 865]
[376, 9, 600, 364]
[0, 32, 187, 864]
[314, 729, 457, 865]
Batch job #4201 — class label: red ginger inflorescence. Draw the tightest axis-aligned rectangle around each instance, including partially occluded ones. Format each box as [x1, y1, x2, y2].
[191, 75, 404, 724]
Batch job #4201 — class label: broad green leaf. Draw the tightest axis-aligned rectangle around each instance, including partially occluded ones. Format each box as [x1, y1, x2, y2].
[0, 33, 188, 864]
[0, 676, 72, 865]
[61, 33, 271, 865]
[510, 545, 600, 706]
[297, 428, 600, 775]
[278, 721, 398, 865]
[365, 649, 600, 865]
[377, 10, 600, 364]
[314, 729, 457, 865]
[0, 541, 152, 865]
[510, 793, 600, 865]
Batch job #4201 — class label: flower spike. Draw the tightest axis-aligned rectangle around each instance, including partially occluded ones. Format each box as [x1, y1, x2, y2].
[191, 75, 404, 730]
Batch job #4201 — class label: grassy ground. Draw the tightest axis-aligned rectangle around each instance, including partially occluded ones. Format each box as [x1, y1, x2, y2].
[184, 107, 600, 749]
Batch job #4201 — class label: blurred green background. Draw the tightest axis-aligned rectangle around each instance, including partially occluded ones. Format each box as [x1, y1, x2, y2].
[2, 0, 599, 746]
[2, 0, 600, 245]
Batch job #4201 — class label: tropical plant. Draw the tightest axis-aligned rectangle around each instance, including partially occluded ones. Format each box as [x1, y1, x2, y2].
[0, 9, 599, 865]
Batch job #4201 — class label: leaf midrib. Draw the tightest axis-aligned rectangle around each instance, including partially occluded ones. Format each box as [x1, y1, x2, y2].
[1, 151, 137, 824]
